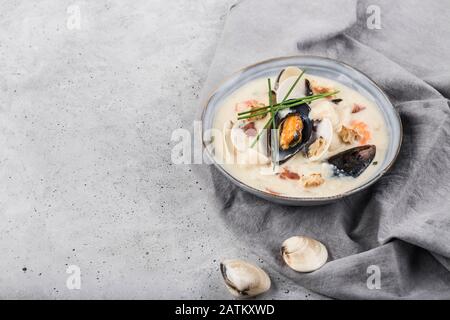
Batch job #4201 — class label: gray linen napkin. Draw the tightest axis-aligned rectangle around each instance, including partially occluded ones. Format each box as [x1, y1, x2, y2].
[201, 0, 450, 299]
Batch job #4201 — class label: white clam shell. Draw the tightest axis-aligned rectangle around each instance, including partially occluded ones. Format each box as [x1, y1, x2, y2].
[223, 121, 269, 166]
[223, 120, 237, 157]
[220, 259, 271, 298]
[276, 66, 304, 88]
[229, 122, 250, 152]
[281, 236, 328, 272]
[308, 118, 333, 162]
[276, 75, 306, 103]
[309, 100, 340, 130]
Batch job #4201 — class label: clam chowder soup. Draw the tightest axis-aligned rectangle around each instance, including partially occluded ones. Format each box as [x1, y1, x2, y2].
[212, 67, 389, 198]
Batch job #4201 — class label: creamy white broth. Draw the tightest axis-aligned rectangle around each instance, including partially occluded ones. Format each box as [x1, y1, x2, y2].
[212, 73, 389, 198]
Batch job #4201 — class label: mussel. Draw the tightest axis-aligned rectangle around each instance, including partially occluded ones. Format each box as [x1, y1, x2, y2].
[327, 145, 376, 177]
[267, 67, 313, 164]
[305, 78, 314, 96]
[267, 104, 313, 165]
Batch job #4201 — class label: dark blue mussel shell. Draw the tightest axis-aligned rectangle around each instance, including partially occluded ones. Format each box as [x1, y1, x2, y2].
[267, 102, 313, 165]
[327, 145, 376, 177]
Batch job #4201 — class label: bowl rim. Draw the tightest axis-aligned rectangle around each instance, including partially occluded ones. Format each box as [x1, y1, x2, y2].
[201, 55, 403, 204]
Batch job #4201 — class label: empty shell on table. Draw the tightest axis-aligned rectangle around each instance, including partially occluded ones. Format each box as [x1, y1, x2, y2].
[281, 236, 328, 272]
[220, 259, 271, 298]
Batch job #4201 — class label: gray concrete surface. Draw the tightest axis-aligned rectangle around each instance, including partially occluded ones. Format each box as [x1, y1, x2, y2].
[0, 0, 318, 299]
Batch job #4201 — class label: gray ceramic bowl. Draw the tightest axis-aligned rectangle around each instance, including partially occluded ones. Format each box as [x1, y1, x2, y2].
[201, 56, 402, 206]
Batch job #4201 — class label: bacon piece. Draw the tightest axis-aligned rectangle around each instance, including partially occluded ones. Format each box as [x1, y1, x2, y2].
[279, 168, 301, 180]
[241, 122, 257, 136]
[312, 84, 335, 99]
[313, 86, 331, 94]
[352, 103, 366, 114]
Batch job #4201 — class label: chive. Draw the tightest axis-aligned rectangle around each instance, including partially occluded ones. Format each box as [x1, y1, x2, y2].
[268, 79, 277, 168]
[238, 71, 305, 117]
[268, 79, 276, 131]
[238, 91, 338, 120]
[250, 113, 271, 147]
[237, 98, 298, 116]
[238, 92, 337, 120]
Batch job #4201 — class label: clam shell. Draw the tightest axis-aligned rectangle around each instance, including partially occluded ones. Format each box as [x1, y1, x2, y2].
[223, 121, 269, 166]
[274, 66, 304, 91]
[229, 121, 250, 152]
[281, 236, 328, 272]
[307, 118, 333, 162]
[220, 259, 271, 298]
[309, 100, 340, 130]
[276, 76, 306, 104]
[223, 121, 236, 157]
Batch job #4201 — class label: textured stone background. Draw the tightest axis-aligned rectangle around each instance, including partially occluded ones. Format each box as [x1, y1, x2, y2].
[0, 0, 319, 299]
